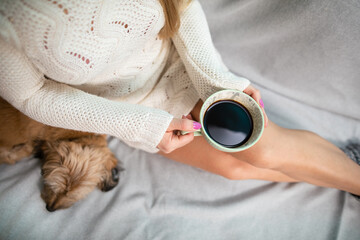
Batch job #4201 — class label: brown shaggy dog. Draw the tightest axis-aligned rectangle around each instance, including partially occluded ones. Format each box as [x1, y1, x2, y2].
[0, 98, 120, 212]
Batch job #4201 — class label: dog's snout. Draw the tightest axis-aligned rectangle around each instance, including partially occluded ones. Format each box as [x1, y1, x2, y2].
[100, 167, 120, 192]
[46, 204, 56, 212]
[111, 167, 119, 182]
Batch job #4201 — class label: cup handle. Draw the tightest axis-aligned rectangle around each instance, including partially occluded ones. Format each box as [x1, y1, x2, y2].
[180, 129, 202, 136]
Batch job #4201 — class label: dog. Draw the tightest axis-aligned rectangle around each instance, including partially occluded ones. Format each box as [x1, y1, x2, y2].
[0, 98, 120, 211]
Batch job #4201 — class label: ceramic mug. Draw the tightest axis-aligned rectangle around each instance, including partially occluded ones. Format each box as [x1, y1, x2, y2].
[182, 89, 264, 152]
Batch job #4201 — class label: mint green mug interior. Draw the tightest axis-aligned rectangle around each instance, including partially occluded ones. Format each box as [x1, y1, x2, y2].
[194, 90, 264, 152]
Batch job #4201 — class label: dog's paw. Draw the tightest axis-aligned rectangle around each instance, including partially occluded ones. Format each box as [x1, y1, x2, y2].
[0, 144, 33, 164]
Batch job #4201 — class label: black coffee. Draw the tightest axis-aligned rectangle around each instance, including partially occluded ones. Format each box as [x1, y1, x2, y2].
[203, 100, 253, 148]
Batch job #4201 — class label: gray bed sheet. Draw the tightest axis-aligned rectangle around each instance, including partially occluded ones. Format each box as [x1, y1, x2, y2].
[1, 0, 359, 239]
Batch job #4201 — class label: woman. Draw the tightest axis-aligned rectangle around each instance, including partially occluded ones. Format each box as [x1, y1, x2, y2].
[0, 0, 359, 195]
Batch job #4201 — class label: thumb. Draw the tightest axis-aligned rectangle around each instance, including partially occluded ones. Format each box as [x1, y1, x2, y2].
[167, 118, 201, 132]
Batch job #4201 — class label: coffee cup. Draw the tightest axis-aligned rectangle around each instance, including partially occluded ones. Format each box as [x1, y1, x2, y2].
[182, 89, 264, 152]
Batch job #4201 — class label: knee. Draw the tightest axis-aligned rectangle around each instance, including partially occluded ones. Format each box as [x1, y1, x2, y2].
[241, 130, 321, 170]
[235, 144, 277, 170]
[222, 166, 247, 180]
[219, 161, 259, 181]
[250, 149, 274, 169]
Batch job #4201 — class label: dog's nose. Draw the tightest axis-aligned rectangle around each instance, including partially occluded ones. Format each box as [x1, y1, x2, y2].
[101, 167, 120, 192]
[46, 204, 56, 212]
[111, 167, 119, 182]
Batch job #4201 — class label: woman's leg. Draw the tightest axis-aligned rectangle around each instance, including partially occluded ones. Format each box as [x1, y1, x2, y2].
[160, 101, 360, 195]
[235, 122, 360, 195]
[160, 100, 298, 182]
[160, 133, 298, 182]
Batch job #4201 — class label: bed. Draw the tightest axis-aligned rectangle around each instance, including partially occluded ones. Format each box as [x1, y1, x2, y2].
[1, 0, 359, 239]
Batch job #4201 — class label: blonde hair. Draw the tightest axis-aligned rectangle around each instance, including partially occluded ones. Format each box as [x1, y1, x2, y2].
[158, 0, 190, 39]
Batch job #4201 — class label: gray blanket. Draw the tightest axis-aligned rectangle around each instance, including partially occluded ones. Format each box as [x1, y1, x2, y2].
[1, 0, 359, 239]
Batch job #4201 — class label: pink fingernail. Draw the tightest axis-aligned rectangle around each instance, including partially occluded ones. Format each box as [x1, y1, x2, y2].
[193, 122, 201, 130]
[259, 99, 264, 108]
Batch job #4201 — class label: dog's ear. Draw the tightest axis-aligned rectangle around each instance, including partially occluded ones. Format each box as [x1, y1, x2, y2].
[53, 141, 71, 163]
[39, 141, 72, 165]
[39, 141, 66, 178]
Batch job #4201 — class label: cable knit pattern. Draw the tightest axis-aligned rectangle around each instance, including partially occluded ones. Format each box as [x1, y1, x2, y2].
[0, 0, 250, 153]
[173, 0, 250, 100]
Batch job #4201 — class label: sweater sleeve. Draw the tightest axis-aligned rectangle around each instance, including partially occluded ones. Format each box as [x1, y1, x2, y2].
[172, 0, 250, 101]
[0, 37, 173, 153]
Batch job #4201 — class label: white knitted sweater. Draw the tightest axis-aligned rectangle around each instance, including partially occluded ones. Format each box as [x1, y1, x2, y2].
[0, 0, 250, 153]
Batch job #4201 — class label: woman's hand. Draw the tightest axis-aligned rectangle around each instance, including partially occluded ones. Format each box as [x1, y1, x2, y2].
[157, 114, 201, 153]
[243, 85, 269, 127]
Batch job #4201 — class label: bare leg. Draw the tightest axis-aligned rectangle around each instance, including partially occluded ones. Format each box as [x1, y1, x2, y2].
[160, 101, 297, 182]
[160, 134, 298, 182]
[235, 122, 360, 195]
[160, 101, 360, 195]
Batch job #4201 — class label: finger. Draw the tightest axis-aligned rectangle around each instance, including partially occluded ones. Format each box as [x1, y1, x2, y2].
[262, 108, 269, 128]
[181, 114, 193, 120]
[244, 86, 269, 127]
[257, 99, 269, 127]
[244, 85, 263, 113]
[244, 85, 261, 103]
[168, 118, 201, 132]
[157, 130, 194, 153]
[170, 131, 195, 149]
[243, 85, 256, 96]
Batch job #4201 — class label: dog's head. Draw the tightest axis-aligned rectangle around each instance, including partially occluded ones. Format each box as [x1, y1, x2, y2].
[39, 136, 120, 212]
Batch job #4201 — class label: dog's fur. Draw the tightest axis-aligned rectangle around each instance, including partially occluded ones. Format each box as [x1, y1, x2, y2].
[0, 98, 120, 211]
